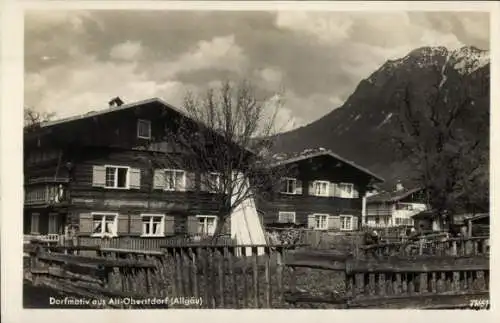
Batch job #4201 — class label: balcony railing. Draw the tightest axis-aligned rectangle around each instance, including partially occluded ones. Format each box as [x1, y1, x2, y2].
[24, 184, 68, 206]
[24, 234, 61, 244]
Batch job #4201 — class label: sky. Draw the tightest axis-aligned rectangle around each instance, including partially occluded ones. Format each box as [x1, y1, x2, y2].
[24, 10, 490, 132]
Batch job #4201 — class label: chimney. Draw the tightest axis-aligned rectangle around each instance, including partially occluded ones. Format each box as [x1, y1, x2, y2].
[395, 180, 404, 192]
[108, 96, 124, 108]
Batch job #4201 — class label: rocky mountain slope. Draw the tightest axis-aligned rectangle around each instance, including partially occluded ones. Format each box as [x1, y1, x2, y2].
[272, 46, 490, 189]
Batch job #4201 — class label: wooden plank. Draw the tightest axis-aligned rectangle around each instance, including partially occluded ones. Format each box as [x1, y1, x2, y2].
[264, 247, 272, 308]
[252, 246, 259, 308]
[36, 253, 156, 268]
[276, 247, 284, 306]
[217, 247, 225, 308]
[190, 248, 199, 300]
[226, 247, 238, 309]
[201, 248, 209, 308]
[241, 247, 249, 308]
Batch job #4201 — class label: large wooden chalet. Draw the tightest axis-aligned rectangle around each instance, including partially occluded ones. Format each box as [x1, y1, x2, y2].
[257, 148, 385, 231]
[24, 98, 252, 246]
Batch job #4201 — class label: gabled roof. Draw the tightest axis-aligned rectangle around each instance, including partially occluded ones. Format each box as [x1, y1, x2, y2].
[268, 147, 384, 182]
[366, 187, 424, 203]
[33, 97, 186, 129]
[26, 97, 254, 154]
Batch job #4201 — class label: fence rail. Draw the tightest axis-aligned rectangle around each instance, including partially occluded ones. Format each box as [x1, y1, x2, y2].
[284, 250, 489, 309]
[24, 242, 305, 309]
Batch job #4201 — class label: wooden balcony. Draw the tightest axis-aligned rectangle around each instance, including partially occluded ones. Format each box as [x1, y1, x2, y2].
[24, 183, 68, 207]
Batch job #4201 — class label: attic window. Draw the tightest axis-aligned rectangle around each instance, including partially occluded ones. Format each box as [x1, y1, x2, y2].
[137, 119, 151, 139]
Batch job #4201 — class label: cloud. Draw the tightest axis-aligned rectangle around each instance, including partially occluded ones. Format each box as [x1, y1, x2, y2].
[109, 41, 144, 61]
[24, 10, 490, 131]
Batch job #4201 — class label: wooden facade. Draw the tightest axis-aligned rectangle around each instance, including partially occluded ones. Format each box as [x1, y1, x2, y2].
[23, 99, 233, 242]
[258, 152, 383, 232]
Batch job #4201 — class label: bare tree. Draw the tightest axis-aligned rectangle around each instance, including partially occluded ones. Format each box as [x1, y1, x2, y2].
[391, 66, 489, 226]
[152, 80, 291, 241]
[24, 107, 55, 130]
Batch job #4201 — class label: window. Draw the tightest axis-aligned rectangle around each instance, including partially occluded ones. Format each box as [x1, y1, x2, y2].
[105, 166, 129, 189]
[278, 211, 296, 224]
[137, 119, 151, 139]
[197, 215, 217, 236]
[280, 178, 296, 194]
[338, 183, 354, 198]
[91, 213, 118, 237]
[313, 214, 328, 230]
[395, 218, 413, 226]
[165, 169, 186, 191]
[141, 214, 165, 237]
[313, 181, 329, 196]
[208, 172, 222, 193]
[48, 213, 58, 234]
[30, 213, 40, 234]
[340, 215, 353, 231]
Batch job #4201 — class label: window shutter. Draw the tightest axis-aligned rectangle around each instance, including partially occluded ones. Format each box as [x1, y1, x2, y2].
[295, 180, 303, 195]
[79, 213, 93, 235]
[185, 172, 196, 191]
[200, 173, 208, 191]
[92, 165, 106, 187]
[164, 215, 175, 236]
[129, 168, 141, 189]
[130, 214, 142, 236]
[329, 183, 337, 197]
[153, 169, 165, 190]
[352, 216, 358, 231]
[353, 187, 359, 199]
[307, 214, 316, 229]
[187, 216, 199, 235]
[328, 215, 340, 230]
[308, 181, 315, 196]
[117, 214, 128, 235]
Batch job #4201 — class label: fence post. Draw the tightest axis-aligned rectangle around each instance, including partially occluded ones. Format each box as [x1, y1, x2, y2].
[451, 240, 457, 256]
[276, 247, 284, 307]
[264, 246, 272, 308]
[226, 246, 238, 308]
[217, 247, 225, 308]
[418, 238, 424, 256]
[252, 246, 260, 308]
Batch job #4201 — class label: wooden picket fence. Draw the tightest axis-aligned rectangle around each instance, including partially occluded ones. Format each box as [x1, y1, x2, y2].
[284, 250, 490, 309]
[23, 242, 305, 308]
[359, 236, 490, 258]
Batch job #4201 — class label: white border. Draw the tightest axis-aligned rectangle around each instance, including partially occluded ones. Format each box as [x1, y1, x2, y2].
[1, 1, 498, 323]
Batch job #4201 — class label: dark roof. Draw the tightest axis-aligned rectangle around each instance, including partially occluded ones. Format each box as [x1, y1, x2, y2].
[34, 97, 186, 129]
[268, 148, 384, 182]
[466, 213, 489, 222]
[411, 210, 436, 220]
[366, 187, 424, 203]
[26, 97, 254, 154]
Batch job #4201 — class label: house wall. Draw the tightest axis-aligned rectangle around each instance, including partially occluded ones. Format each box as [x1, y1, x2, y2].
[67, 146, 231, 237]
[258, 155, 371, 231]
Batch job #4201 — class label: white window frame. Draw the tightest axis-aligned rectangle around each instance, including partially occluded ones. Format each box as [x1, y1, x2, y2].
[338, 183, 354, 198]
[30, 213, 40, 234]
[340, 214, 354, 231]
[313, 180, 330, 197]
[91, 212, 119, 237]
[280, 177, 297, 195]
[313, 213, 329, 230]
[196, 215, 218, 236]
[140, 214, 165, 237]
[104, 165, 130, 189]
[164, 169, 186, 191]
[137, 119, 152, 139]
[208, 172, 222, 193]
[278, 211, 296, 224]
